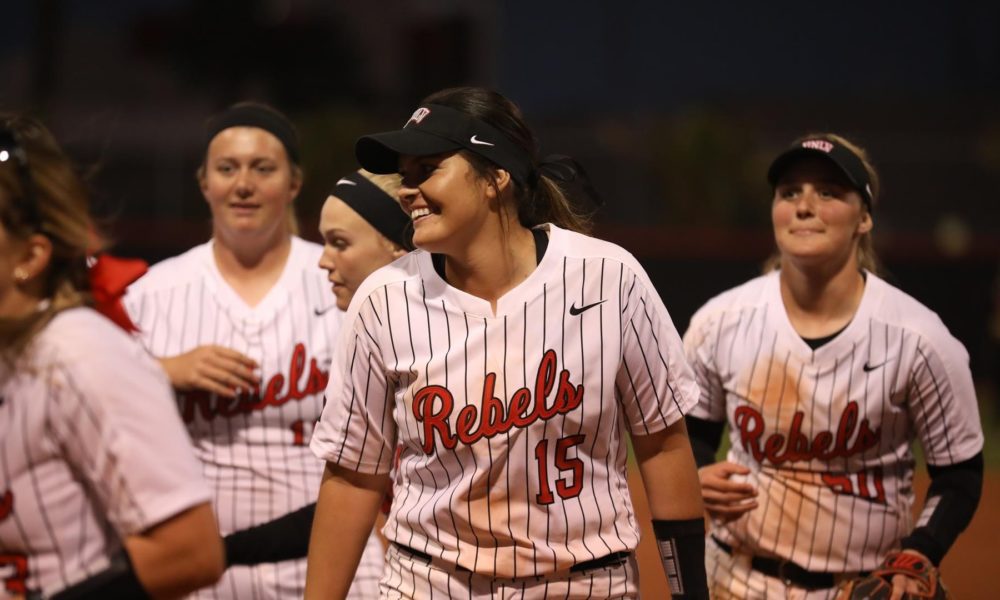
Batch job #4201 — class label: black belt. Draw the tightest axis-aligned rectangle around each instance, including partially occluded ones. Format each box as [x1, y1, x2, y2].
[712, 536, 848, 590]
[395, 543, 630, 574]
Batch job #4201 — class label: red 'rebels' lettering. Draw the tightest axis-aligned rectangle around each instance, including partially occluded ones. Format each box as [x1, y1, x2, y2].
[0, 490, 11, 521]
[734, 401, 881, 465]
[179, 343, 329, 423]
[0, 553, 28, 595]
[413, 349, 584, 454]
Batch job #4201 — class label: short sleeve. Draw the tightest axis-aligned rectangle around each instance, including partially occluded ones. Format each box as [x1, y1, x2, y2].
[47, 323, 210, 536]
[682, 305, 728, 422]
[615, 266, 700, 436]
[906, 332, 984, 466]
[311, 293, 397, 475]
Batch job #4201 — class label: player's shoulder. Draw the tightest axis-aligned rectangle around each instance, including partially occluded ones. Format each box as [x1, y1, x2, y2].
[695, 272, 772, 320]
[288, 235, 324, 265]
[35, 307, 154, 370]
[551, 225, 643, 270]
[865, 272, 962, 348]
[344, 251, 422, 316]
[128, 241, 212, 294]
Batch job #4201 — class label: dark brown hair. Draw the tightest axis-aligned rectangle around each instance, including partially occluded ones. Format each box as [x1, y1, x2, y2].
[421, 87, 594, 234]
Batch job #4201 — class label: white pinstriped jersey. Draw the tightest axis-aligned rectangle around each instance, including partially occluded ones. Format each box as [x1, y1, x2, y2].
[684, 270, 984, 574]
[124, 237, 382, 599]
[312, 223, 700, 578]
[0, 308, 210, 598]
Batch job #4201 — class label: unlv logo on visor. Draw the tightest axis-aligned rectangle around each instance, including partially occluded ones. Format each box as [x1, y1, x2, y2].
[801, 139, 834, 153]
[406, 107, 431, 127]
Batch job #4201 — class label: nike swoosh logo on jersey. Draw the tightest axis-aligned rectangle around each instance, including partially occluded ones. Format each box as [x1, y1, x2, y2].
[314, 304, 338, 316]
[569, 299, 606, 316]
[336, 178, 358, 186]
[862, 359, 891, 372]
[469, 135, 494, 146]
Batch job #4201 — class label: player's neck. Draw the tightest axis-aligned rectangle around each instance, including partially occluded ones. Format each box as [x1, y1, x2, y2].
[0, 288, 45, 321]
[779, 256, 865, 339]
[442, 224, 537, 315]
[211, 233, 292, 307]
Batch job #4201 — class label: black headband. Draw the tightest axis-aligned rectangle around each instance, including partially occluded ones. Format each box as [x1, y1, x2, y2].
[355, 104, 533, 185]
[205, 104, 300, 164]
[767, 138, 874, 208]
[331, 172, 412, 250]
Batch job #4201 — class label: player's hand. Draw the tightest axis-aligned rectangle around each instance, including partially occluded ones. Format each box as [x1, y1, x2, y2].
[159, 345, 259, 398]
[888, 550, 934, 600]
[698, 461, 757, 522]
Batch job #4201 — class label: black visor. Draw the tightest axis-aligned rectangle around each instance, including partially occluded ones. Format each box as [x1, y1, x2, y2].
[767, 138, 874, 208]
[356, 104, 533, 185]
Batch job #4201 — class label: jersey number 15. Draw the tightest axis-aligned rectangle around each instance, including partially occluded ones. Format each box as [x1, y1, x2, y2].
[534, 435, 586, 505]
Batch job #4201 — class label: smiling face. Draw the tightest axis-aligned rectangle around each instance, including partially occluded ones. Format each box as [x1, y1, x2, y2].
[772, 157, 872, 271]
[200, 126, 301, 246]
[317, 195, 404, 310]
[397, 152, 503, 256]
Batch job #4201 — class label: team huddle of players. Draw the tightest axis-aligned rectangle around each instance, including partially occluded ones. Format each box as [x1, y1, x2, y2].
[0, 86, 984, 600]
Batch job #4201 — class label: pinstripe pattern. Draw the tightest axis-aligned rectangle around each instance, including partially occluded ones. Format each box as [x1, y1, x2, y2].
[313, 224, 699, 580]
[0, 309, 210, 596]
[685, 271, 984, 581]
[124, 238, 383, 599]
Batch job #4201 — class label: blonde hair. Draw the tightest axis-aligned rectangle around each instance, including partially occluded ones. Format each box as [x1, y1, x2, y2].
[359, 169, 402, 201]
[0, 115, 98, 362]
[764, 132, 881, 275]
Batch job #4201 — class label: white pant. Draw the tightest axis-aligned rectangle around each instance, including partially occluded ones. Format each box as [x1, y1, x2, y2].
[380, 544, 639, 599]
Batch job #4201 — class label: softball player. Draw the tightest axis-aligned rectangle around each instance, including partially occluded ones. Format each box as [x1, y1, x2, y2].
[683, 134, 984, 599]
[307, 87, 710, 599]
[318, 169, 411, 313]
[123, 103, 382, 599]
[0, 115, 223, 598]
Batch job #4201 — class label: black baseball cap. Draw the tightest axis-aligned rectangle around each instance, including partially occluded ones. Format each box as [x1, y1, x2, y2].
[356, 104, 533, 185]
[767, 137, 874, 208]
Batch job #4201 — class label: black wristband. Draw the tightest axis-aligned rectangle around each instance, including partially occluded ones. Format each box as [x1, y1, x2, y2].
[50, 549, 150, 599]
[224, 502, 316, 566]
[652, 518, 709, 599]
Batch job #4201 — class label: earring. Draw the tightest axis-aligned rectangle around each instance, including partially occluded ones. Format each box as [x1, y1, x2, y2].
[13, 268, 28, 283]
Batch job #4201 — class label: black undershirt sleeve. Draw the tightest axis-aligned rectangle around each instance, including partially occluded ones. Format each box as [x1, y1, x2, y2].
[899, 452, 983, 566]
[684, 415, 725, 468]
[224, 502, 316, 566]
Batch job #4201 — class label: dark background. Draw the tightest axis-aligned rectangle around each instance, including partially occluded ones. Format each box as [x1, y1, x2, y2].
[2, 0, 998, 393]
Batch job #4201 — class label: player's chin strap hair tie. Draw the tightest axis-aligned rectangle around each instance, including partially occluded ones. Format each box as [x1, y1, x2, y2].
[530, 154, 605, 207]
[205, 103, 301, 164]
[356, 104, 533, 185]
[653, 518, 710, 599]
[331, 172, 413, 251]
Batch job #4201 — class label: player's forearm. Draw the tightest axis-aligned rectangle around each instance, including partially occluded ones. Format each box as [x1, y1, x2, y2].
[305, 462, 388, 600]
[124, 502, 225, 599]
[901, 451, 984, 565]
[634, 421, 709, 598]
[633, 419, 705, 519]
[224, 502, 316, 565]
